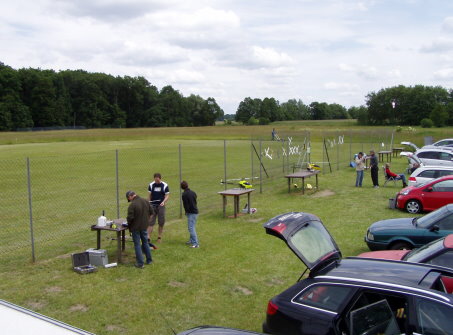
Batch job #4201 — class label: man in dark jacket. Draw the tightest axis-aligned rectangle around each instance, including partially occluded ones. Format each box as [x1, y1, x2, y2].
[126, 190, 154, 268]
[181, 181, 199, 248]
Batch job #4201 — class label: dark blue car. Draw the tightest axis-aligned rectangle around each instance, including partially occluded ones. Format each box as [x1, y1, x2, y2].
[262, 212, 453, 335]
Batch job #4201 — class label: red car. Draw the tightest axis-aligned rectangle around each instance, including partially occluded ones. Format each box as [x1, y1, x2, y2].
[358, 234, 453, 269]
[396, 175, 453, 213]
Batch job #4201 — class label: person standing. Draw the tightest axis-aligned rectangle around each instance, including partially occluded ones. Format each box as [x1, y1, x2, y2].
[368, 150, 379, 188]
[355, 152, 366, 187]
[181, 181, 199, 248]
[126, 190, 153, 268]
[148, 173, 170, 243]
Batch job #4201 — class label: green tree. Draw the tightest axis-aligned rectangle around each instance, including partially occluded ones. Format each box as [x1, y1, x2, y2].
[430, 105, 449, 127]
[235, 97, 261, 124]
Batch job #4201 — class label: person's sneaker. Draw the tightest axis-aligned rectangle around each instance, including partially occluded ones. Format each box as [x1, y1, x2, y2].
[146, 260, 153, 265]
[374, 185, 379, 188]
[185, 241, 192, 245]
[134, 263, 144, 269]
[190, 244, 199, 248]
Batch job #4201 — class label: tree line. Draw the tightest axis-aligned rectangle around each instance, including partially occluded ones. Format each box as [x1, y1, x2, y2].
[0, 63, 224, 131]
[234, 85, 452, 127]
[1, 62, 451, 130]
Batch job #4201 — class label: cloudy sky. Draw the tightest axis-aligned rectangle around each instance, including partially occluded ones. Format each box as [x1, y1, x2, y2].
[1, 0, 452, 114]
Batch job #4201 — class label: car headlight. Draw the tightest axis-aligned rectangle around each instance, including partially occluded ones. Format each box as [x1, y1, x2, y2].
[400, 189, 410, 195]
[367, 231, 374, 241]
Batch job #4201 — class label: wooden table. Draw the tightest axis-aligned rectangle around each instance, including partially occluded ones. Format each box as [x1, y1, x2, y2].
[218, 188, 255, 218]
[285, 170, 319, 194]
[91, 220, 127, 263]
[378, 150, 392, 162]
[392, 147, 404, 158]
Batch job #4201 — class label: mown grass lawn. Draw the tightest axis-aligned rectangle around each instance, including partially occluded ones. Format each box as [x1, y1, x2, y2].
[0, 122, 449, 334]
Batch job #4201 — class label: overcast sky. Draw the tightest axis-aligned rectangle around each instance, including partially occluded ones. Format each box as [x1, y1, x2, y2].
[1, 0, 452, 114]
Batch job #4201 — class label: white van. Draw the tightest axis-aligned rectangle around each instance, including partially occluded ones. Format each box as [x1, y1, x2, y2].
[408, 165, 453, 186]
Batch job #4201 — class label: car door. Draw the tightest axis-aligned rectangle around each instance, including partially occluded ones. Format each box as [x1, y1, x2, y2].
[417, 151, 440, 166]
[414, 298, 453, 335]
[338, 289, 410, 335]
[422, 179, 453, 210]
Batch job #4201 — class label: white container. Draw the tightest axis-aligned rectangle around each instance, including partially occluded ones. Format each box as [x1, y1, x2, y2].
[97, 215, 107, 227]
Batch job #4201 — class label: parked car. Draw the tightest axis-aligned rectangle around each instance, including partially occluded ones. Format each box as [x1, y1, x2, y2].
[359, 234, 453, 268]
[408, 165, 453, 186]
[401, 148, 453, 167]
[0, 299, 95, 335]
[262, 212, 453, 335]
[401, 138, 453, 150]
[178, 326, 265, 335]
[365, 204, 453, 250]
[395, 175, 453, 213]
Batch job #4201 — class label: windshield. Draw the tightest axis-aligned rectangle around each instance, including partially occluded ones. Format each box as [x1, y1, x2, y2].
[404, 238, 444, 262]
[416, 207, 448, 228]
[289, 220, 337, 264]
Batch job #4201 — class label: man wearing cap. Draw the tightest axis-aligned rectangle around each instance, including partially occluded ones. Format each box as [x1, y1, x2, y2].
[126, 190, 154, 268]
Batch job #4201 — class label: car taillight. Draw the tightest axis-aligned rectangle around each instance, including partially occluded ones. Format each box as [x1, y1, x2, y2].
[409, 177, 416, 182]
[267, 300, 279, 315]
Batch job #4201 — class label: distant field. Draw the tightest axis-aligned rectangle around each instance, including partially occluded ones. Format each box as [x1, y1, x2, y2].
[0, 122, 451, 335]
[1, 119, 449, 147]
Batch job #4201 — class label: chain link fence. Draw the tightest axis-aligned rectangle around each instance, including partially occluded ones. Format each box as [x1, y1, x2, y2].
[1, 130, 397, 266]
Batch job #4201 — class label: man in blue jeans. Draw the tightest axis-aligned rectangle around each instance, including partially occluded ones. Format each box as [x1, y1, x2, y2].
[126, 190, 153, 268]
[181, 181, 199, 248]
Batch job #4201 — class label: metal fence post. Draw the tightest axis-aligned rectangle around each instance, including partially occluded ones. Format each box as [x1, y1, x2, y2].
[259, 140, 263, 193]
[179, 144, 182, 218]
[224, 140, 227, 190]
[26, 157, 36, 263]
[251, 139, 254, 183]
[282, 139, 285, 172]
[116, 149, 120, 219]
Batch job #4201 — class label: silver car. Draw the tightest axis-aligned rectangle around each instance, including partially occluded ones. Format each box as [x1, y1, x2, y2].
[409, 165, 453, 185]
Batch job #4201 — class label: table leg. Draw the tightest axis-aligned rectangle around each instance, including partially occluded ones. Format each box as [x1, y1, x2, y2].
[96, 230, 101, 249]
[121, 230, 126, 251]
[316, 174, 319, 190]
[222, 195, 227, 218]
[302, 177, 305, 195]
[234, 195, 239, 218]
[287, 177, 291, 193]
[247, 192, 251, 214]
[116, 231, 122, 263]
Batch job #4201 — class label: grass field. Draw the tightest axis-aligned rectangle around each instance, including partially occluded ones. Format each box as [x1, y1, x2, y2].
[0, 121, 450, 334]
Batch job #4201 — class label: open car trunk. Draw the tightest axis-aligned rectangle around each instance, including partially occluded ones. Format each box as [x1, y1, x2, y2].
[263, 212, 341, 276]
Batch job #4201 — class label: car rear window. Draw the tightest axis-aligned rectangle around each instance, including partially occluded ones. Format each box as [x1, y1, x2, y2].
[293, 284, 353, 312]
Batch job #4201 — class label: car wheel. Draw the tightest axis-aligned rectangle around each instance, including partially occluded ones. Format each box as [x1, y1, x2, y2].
[390, 241, 412, 250]
[405, 200, 421, 214]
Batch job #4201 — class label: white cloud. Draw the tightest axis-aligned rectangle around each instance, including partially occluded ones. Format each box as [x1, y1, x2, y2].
[324, 82, 359, 90]
[420, 37, 453, 53]
[433, 68, 453, 80]
[338, 63, 379, 79]
[442, 17, 453, 32]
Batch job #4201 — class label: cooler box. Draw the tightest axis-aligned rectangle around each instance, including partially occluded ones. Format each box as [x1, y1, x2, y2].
[388, 198, 396, 209]
[71, 252, 97, 274]
[86, 248, 109, 267]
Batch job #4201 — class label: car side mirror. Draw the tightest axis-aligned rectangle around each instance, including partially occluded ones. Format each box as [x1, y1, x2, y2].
[425, 187, 433, 192]
[430, 225, 439, 232]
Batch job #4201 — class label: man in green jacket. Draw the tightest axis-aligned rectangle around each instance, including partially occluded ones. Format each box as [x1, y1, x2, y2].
[126, 190, 154, 268]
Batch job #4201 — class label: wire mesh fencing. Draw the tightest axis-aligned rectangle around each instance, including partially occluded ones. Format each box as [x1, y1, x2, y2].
[0, 130, 399, 265]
